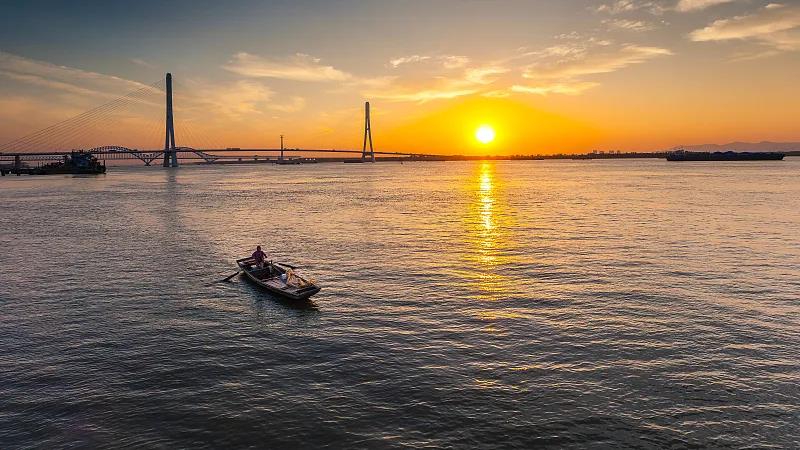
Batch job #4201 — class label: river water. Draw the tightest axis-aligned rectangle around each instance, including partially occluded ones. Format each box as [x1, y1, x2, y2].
[1, 160, 799, 448]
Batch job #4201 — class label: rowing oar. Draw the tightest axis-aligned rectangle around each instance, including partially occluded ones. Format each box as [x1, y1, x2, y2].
[221, 270, 240, 281]
[206, 270, 240, 285]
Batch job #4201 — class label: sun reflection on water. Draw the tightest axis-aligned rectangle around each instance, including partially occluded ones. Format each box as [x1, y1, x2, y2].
[480, 164, 494, 233]
[464, 162, 517, 303]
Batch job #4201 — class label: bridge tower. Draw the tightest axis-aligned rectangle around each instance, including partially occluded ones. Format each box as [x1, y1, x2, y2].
[162, 73, 178, 167]
[362, 101, 375, 162]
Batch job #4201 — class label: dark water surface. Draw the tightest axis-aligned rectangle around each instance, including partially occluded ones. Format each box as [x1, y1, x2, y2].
[2, 160, 799, 448]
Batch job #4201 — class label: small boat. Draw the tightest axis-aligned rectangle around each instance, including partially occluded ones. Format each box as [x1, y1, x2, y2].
[236, 258, 321, 301]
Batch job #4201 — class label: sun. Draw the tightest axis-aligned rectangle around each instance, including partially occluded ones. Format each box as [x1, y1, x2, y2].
[475, 125, 496, 144]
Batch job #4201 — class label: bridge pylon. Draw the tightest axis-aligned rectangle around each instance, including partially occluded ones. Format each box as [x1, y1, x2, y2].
[162, 72, 178, 167]
[362, 101, 375, 162]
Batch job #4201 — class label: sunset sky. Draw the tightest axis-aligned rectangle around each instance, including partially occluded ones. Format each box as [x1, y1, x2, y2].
[1, 0, 799, 154]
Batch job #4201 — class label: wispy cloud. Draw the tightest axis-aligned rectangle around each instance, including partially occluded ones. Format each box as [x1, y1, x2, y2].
[482, 90, 512, 98]
[388, 54, 470, 69]
[593, 1, 668, 15]
[197, 80, 275, 118]
[509, 39, 671, 96]
[675, 0, 737, 12]
[603, 18, 657, 31]
[464, 66, 509, 84]
[224, 52, 351, 82]
[523, 43, 673, 80]
[690, 4, 800, 51]
[360, 72, 482, 103]
[389, 55, 432, 68]
[179, 79, 307, 118]
[130, 58, 155, 69]
[0, 52, 167, 149]
[442, 55, 471, 69]
[0, 51, 155, 99]
[511, 82, 601, 95]
[367, 58, 503, 103]
[0, 69, 105, 98]
[596, 0, 740, 14]
[371, 35, 672, 101]
[367, 86, 480, 103]
[269, 96, 306, 113]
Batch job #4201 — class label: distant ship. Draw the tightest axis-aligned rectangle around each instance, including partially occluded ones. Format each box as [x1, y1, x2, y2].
[30, 151, 106, 175]
[666, 150, 785, 161]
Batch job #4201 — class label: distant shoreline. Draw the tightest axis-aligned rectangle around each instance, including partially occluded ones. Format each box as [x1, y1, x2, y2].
[281, 151, 800, 163]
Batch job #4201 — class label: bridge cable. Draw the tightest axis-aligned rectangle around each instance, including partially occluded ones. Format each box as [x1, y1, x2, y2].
[0, 78, 166, 152]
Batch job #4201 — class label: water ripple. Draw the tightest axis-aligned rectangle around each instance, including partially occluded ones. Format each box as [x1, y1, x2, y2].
[1, 160, 799, 448]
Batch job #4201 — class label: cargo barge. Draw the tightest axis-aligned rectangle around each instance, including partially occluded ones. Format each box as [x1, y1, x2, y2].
[666, 150, 785, 161]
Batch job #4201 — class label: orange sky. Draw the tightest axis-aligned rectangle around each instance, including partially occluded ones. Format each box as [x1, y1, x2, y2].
[1, 1, 799, 154]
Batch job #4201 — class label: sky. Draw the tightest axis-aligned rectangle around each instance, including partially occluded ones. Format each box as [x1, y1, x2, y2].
[0, 0, 799, 154]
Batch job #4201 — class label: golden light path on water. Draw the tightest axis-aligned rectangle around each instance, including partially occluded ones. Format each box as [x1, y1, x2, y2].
[465, 162, 519, 308]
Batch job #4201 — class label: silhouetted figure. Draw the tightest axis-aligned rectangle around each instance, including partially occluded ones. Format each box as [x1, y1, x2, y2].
[252, 245, 267, 268]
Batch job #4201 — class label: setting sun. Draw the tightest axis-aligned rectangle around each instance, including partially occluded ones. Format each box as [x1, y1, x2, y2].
[475, 125, 495, 144]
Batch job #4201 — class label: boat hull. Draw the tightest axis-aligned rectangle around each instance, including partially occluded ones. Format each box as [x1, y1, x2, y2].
[236, 258, 320, 301]
[30, 166, 107, 175]
[667, 151, 785, 161]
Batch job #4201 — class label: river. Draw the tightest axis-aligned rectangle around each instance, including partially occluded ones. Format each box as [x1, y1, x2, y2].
[1, 160, 798, 448]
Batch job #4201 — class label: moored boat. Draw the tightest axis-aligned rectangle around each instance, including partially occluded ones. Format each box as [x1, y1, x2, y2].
[2, 151, 106, 175]
[236, 257, 321, 301]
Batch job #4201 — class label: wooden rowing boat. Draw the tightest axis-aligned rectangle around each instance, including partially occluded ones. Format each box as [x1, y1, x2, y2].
[236, 257, 321, 301]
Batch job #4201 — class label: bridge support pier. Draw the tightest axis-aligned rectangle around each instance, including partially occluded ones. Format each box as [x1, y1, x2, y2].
[163, 72, 178, 168]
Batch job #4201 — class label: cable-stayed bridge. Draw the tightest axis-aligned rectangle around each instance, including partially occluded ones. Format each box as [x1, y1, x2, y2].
[0, 73, 436, 168]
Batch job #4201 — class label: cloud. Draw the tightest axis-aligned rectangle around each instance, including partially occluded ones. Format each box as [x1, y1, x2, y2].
[388, 54, 470, 69]
[464, 66, 509, 84]
[510, 40, 671, 97]
[523, 44, 672, 79]
[689, 4, 800, 51]
[389, 55, 432, 68]
[593, 1, 668, 15]
[373, 36, 671, 102]
[603, 18, 657, 31]
[360, 72, 481, 103]
[361, 58, 511, 103]
[367, 87, 480, 103]
[365, 54, 504, 103]
[269, 96, 306, 113]
[511, 82, 600, 95]
[224, 52, 351, 82]
[442, 55, 471, 69]
[675, 0, 737, 12]
[0, 69, 106, 98]
[0, 52, 173, 149]
[482, 90, 512, 98]
[185, 80, 275, 118]
[0, 51, 155, 99]
[130, 58, 155, 68]
[178, 79, 309, 119]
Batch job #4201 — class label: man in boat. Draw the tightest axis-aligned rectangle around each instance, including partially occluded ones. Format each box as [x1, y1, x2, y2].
[252, 245, 267, 268]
